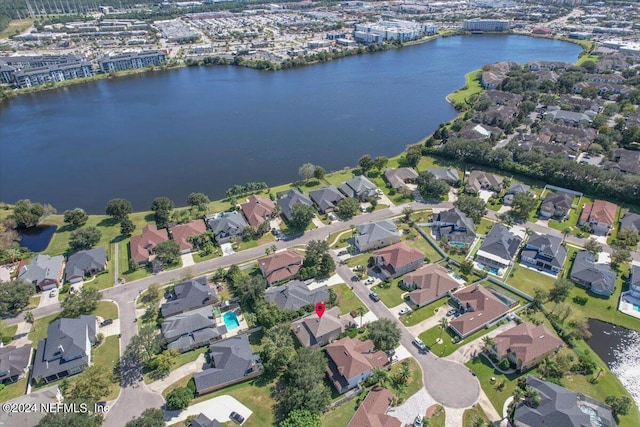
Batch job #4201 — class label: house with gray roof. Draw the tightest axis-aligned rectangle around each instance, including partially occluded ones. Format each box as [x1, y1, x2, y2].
[384, 167, 419, 189]
[520, 233, 567, 276]
[427, 168, 460, 186]
[277, 189, 314, 223]
[64, 247, 107, 284]
[0, 344, 31, 384]
[569, 250, 616, 297]
[206, 211, 248, 244]
[0, 385, 62, 427]
[503, 183, 533, 206]
[193, 335, 263, 395]
[161, 276, 217, 318]
[161, 306, 227, 353]
[629, 263, 640, 299]
[31, 315, 97, 383]
[18, 254, 65, 291]
[309, 185, 345, 213]
[475, 223, 522, 270]
[540, 192, 574, 220]
[189, 414, 224, 427]
[354, 219, 401, 252]
[513, 376, 615, 427]
[544, 109, 592, 127]
[466, 171, 504, 194]
[291, 306, 353, 348]
[264, 280, 330, 311]
[432, 208, 476, 246]
[338, 175, 378, 201]
[620, 211, 640, 234]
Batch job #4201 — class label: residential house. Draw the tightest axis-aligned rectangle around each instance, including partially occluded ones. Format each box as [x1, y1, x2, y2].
[347, 386, 401, 427]
[544, 109, 592, 127]
[620, 211, 640, 233]
[605, 148, 640, 174]
[338, 175, 379, 201]
[193, 335, 263, 395]
[264, 280, 329, 311]
[0, 385, 62, 427]
[384, 167, 419, 190]
[403, 264, 460, 308]
[258, 250, 303, 285]
[520, 233, 567, 276]
[427, 168, 460, 186]
[432, 208, 477, 246]
[291, 306, 353, 348]
[569, 250, 616, 297]
[628, 263, 640, 299]
[373, 242, 424, 280]
[513, 376, 616, 427]
[161, 306, 227, 353]
[354, 219, 401, 252]
[64, 247, 107, 284]
[465, 171, 504, 194]
[189, 414, 224, 427]
[457, 122, 494, 141]
[503, 183, 532, 206]
[161, 276, 217, 318]
[489, 322, 564, 371]
[276, 189, 314, 223]
[579, 200, 618, 236]
[449, 285, 510, 338]
[169, 219, 207, 253]
[0, 344, 31, 384]
[206, 212, 248, 244]
[240, 194, 276, 229]
[309, 185, 345, 213]
[18, 254, 64, 291]
[325, 337, 388, 394]
[475, 223, 522, 271]
[539, 192, 574, 219]
[129, 224, 169, 265]
[31, 315, 97, 383]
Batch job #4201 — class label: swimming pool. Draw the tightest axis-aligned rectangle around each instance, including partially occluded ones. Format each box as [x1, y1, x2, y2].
[223, 311, 240, 330]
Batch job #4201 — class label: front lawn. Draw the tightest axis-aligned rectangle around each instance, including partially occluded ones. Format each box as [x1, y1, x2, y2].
[1, 324, 18, 344]
[476, 218, 495, 235]
[322, 398, 358, 426]
[419, 323, 499, 358]
[328, 228, 352, 249]
[465, 355, 518, 416]
[371, 280, 406, 308]
[389, 357, 423, 399]
[400, 297, 449, 327]
[463, 404, 491, 427]
[143, 347, 207, 384]
[345, 253, 370, 269]
[332, 283, 367, 316]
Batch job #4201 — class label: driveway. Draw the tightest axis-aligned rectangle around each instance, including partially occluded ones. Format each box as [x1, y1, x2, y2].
[181, 253, 195, 267]
[38, 290, 60, 308]
[387, 388, 436, 425]
[164, 395, 252, 425]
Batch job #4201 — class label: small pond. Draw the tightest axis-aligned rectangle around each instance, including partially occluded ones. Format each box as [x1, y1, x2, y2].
[18, 225, 57, 252]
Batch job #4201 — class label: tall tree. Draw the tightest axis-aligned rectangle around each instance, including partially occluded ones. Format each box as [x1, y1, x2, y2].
[279, 410, 323, 427]
[186, 192, 210, 211]
[67, 365, 113, 402]
[105, 198, 132, 222]
[335, 197, 360, 220]
[61, 286, 100, 318]
[605, 395, 632, 417]
[150, 197, 174, 228]
[611, 248, 631, 268]
[69, 226, 101, 251]
[11, 199, 51, 228]
[367, 319, 401, 351]
[126, 324, 161, 363]
[120, 217, 136, 236]
[0, 280, 34, 314]
[372, 156, 389, 171]
[548, 278, 573, 304]
[125, 408, 165, 427]
[235, 275, 267, 308]
[584, 238, 602, 256]
[454, 194, 487, 223]
[153, 240, 181, 266]
[289, 203, 316, 230]
[359, 154, 373, 174]
[261, 324, 297, 375]
[511, 192, 537, 220]
[63, 208, 88, 227]
[313, 165, 326, 180]
[404, 145, 422, 168]
[298, 163, 316, 181]
[278, 347, 331, 415]
[37, 409, 103, 427]
[416, 171, 449, 200]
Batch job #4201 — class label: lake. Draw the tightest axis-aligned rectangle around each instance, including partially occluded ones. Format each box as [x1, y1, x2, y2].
[17, 225, 57, 252]
[0, 35, 582, 213]
[586, 319, 640, 409]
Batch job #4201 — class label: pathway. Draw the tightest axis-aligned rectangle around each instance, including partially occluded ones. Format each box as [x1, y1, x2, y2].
[113, 239, 119, 286]
[147, 354, 207, 394]
[164, 395, 252, 425]
[444, 407, 466, 427]
[445, 320, 516, 365]
[387, 389, 436, 425]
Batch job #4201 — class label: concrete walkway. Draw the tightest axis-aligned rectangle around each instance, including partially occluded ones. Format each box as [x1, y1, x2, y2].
[387, 388, 436, 425]
[445, 407, 465, 427]
[147, 353, 207, 394]
[180, 253, 195, 267]
[445, 321, 516, 364]
[403, 305, 448, 337]
[164, 394, 252, 425]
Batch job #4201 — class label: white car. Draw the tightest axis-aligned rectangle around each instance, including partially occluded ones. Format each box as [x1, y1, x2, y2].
[399, 307, 411, 316]
[365, 278, 375, 285]
[49, 288, 58, 297]
[413, 338, 427, 352]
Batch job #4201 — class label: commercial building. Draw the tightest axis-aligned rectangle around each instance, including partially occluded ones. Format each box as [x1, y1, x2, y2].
[354, 20, 438, 43]
[98, 50, 166, 72]
[463, 19, 511, 32]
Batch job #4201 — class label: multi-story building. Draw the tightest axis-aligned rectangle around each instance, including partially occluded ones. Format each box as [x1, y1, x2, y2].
[463, 19, 511, 32]
[354, 20, 438, 43]
[98, 50, 166, 73]
[0, 54, 94, 88]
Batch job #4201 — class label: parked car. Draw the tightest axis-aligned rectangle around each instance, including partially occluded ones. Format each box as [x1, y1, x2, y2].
[351, 275, 360, 282]
[414, 414, 424, 427]
[390, 354, 399, 363]
[413, 338, 427, 351]
[100, 319, 113, 327]
[399, 307, 411, 315]
[337, 250, 348, 256]
[369, 292, 380, 302]
[365, 278, 375, 285]
[230, 412, 245, 425]
[328, 213, 337, 220]
[446, 309, 457, 316]
[49, 289, 58, 297]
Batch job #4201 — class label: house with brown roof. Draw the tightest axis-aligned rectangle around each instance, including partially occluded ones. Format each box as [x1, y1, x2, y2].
[258, 250, 303, 285]
[326, 337, 388, 394]
[129, 224, 169, 265]
[169, 219, 206, 254]
[373, 242, 424, 280]
[465, 171, 504, 194]
[240, 195, 276, 229]
[578, 199, 618, 236]
[449, 285, 511, 338]
[347, 386, 400, 427]
[488, 322, 564, 371]
[402, 264, 460, 308]
[291, 306, 353, 348]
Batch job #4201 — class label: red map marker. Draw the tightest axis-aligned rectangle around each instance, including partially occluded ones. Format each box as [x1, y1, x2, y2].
[315, 302, 326, 319]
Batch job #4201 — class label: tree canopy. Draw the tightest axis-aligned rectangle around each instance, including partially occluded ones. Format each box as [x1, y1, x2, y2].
[63, 208, 88, 227]
[454, 194, 487, 223]
[150, 197, 174, 228]
[289, 203, 316, 230]
[11, 199, 53, 228]
[125, 409, 165, 427]
[61, 286, 100, 318]
[0, 280, 34, 314]
[416, 171, 449, 200]
[153, 240, 181, 266]
[335, 197, 360, 220]
[186, 192, 210, 211]
[277, 347, 331, 415]
[298, 163, 316, 181]
[69, 226, 101, 251]
[105, 198, 132, 222]
[367, 318, 401, 351]
[510, 192, 537, 220]
[261, 324, 297, 375]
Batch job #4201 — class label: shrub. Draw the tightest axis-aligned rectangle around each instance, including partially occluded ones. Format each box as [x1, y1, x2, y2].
[573, 296, 588, 306]
[499, 359, 510, 370]
[166, 387, 193, 410]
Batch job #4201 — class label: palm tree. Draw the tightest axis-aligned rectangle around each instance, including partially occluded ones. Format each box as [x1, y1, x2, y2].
[584, 238, 602, 256]
[24, 311, 34, 330]
[472, 417, 486, 427]
[395, 360, 411, 386]
[371, 367, 389, 387]
[356, 306, 366, 327]
[524, 386, 541, 407]
[439, 317, 449, 342]
[482, 336, 495, 353]
[562, 227, 572, 244]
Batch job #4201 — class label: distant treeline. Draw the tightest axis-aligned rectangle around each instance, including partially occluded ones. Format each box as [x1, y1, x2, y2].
[226, 182, 268, 198]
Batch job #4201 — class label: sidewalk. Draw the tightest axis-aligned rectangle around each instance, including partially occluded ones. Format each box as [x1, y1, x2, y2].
[445, 407, 465, 427]
[147, 353, 207, 394]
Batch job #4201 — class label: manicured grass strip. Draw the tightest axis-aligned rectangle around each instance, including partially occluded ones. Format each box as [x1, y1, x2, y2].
[463, 404, 491, 427]
[371, 280, 405, 308]
[0, 378, 27, 402]
[419, 323, 499, 358]
[333, 283, 367, 316]
[401, 297, 449, 327]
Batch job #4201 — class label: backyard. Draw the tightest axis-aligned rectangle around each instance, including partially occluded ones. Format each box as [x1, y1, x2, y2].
[506, 263, 557, 297]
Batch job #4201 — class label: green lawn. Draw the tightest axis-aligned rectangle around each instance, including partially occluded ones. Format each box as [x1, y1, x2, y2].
[463, 404, 491, 427]
[400, 297, 449, 327]
[429, 405, 446, 427]
[324, 169, 355, 187]
[85, 250, 115, 291]
[448, 69, 483, 109]
[476, 218, 495, 235]
[327, 228, 352, 249]
[403, 231, 443, 264]
[345, 253, 370, 269]
[1, 324, 18, 344]
[466, 355, 518, 417]
[389, 357, 423, 399]
[93, 336, 120, 372]
[28, 294, 41, 309]
[547, 196, 592, 234]
[332, 283, 367, 316]
[322, 398, 359, 426]
[371, 279, 406, 308]
[143, 347, 207, 384]
[506, 264, 557, 297]
[0, 378, 27, 402]
[419, 322, 499, 358]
